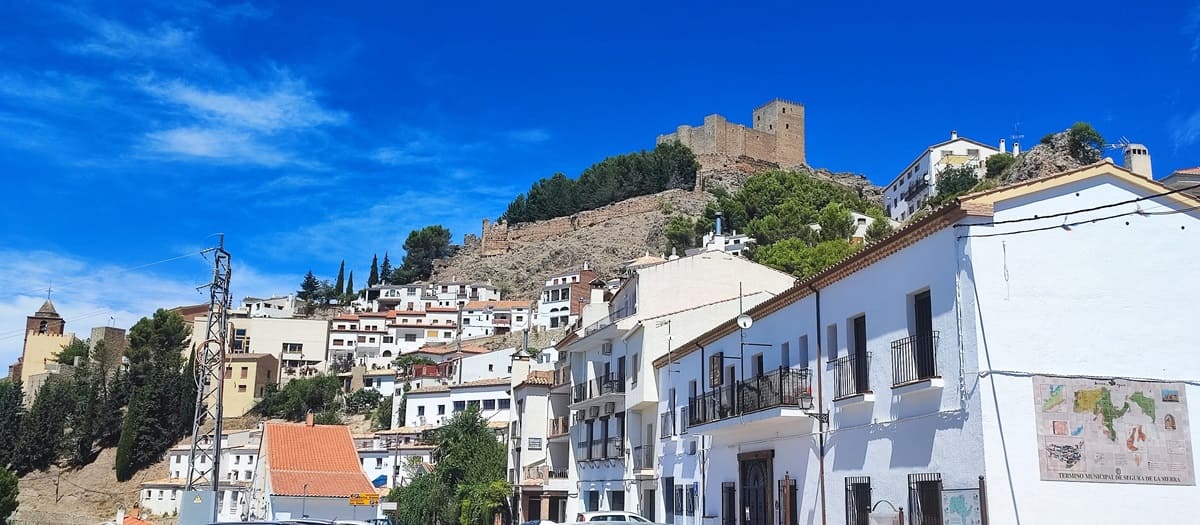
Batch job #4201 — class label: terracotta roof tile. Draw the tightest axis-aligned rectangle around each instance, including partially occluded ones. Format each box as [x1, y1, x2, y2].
[1175, 167, 1200, 176]
[463, 300, 534, 310]
[518, 370, 554, 387]
[265, 423, 376, 497]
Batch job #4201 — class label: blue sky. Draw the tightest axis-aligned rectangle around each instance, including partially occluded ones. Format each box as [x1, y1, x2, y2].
[1, 0, 1198, 365]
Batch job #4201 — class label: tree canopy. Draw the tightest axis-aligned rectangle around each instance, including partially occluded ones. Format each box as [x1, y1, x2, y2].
[115, 309, 192, 480]
[0, 466, 17, 523]
[930, 165, 980, 206]
[387, 405, 509, 525]
[392, 226, 453, 284]
[500, 142, 699, 224]
[255, 375, 342, 421]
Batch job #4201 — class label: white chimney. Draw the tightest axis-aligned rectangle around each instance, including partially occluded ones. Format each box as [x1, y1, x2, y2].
[1012, 142, 1020, 155]
[951, 130, 958, 140]
[999, 138, 1006, 154]
[582, 261, 590, 271]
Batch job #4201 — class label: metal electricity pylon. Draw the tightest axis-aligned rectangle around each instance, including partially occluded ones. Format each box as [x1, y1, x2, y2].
[185, 235, 232, 523]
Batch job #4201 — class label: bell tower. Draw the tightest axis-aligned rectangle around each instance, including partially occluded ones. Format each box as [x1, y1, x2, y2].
[26, 299, 65, 338]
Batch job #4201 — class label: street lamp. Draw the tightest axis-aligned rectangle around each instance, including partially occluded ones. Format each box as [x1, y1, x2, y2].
[301, 483, 308, 518]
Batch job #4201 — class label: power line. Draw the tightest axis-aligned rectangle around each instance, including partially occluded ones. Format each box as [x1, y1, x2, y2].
[0, 250, 206, 299]
[955, 202, 1200, 239]
[954, 182, 1200, 229]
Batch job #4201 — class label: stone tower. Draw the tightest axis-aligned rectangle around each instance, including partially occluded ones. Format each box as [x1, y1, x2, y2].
[26, 299, 65, 338]
[751, 99, 806, 166]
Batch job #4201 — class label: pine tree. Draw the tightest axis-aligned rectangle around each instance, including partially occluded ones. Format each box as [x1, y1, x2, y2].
[14, 377, 74, 472]
[334, 260, 346, 296]
[0, 465, 17, 523]
[0, 379, 23, 469]
[368, 254, 380, 287]
[298, 270, 321, 301]
[380, 252, 393, 285]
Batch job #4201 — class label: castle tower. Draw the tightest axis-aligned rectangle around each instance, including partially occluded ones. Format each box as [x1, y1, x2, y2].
[751, 99, 806, 166]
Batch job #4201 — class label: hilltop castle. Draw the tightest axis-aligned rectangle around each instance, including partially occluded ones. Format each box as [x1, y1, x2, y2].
[656, 98, 806, 167]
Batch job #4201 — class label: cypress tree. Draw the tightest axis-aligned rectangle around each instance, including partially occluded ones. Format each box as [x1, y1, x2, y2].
[0, 379, 23, 468]
[346, 271, 355, 297]
[368, 254, 380, 287]
[0, 465, 17, 523]
[380, 252, 393, 285]
[114, 390, 142, 481]
[68, 360, 100, 466]
[177, 352, 197, 438]
[14, 377, 73, 472]
[334, 260, 346, 296]
[97, 366, 127, 447]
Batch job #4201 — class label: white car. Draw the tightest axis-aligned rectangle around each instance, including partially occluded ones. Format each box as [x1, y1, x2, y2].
[575, 511, 652, 522]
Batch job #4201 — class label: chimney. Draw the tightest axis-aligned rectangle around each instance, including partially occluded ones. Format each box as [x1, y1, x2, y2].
[1012, 142, 1020, 155]
[951, 130, 958, 140]
[714, 212, 724, 236]
[115, 506, 125, 525]
[582, 261, 590, 271]
[999, 138, 1006, 154]
[305, 410, 314, 426]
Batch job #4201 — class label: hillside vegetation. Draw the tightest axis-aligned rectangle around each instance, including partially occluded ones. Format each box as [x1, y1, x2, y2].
[499, 142, 700, 223]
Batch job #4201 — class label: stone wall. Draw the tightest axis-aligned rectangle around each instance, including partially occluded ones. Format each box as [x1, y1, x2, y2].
[480, 193, 678, 256]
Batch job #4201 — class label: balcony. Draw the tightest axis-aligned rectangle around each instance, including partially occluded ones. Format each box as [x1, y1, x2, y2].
[553, 365, 571, 389]
[582, 305, 635, 336]
[633, 445, 654, 472]
[600, 373, 626, 395]
[659, 411, 676, 438]
[689, 367, 813, 428]
[548, 416, 569, 438]
[891, 331, 942, 390]
[832, 354, 871, 401]
[605, 436, 624, 459]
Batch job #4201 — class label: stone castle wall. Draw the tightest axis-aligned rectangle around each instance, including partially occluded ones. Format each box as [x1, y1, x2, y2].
[480, 192, 677, 256]
[657, 99, 806, 167]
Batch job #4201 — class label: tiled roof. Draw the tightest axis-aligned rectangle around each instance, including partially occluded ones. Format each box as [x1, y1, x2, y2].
[333, 314, 359, 321]
[517, 370, 553, 387]
[425, 306, 459, 312]
[463, 300, 534, 310]
[415, 344, 490, 355]
[407, 384, 451, 394]
[458, 377, 513, 388]
[1174, 167, 1200, 176]
[265, 423, 376, 497]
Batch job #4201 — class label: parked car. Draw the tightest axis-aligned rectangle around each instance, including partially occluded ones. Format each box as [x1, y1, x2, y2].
[575, 512, 652, 522]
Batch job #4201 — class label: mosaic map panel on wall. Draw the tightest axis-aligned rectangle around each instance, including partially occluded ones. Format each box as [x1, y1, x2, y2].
[1032, 375, 1194, 485]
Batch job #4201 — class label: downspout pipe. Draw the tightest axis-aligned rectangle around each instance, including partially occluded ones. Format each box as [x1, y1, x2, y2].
[808, 283, 828, 525]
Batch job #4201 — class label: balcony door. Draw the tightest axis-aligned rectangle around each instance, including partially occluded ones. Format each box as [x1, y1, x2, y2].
[852, 316, 868, 393]
[913, 291, 935, 379]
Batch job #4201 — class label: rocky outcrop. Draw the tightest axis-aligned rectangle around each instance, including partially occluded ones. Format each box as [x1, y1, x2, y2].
[1000, 131, 1099, 185]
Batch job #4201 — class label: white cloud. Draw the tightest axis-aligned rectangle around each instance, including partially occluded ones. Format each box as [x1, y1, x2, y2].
[139, 75, 348, 133]
[0, 250, 297, 369]
[144, 126, 293, 166]
[1169, 109, 1200, 149]
[504, 128, 551, 144]
[64, 13, 203, 63]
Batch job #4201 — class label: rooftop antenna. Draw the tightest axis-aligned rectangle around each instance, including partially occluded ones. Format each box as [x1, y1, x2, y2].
[1105, 136, 1132, 150]
[1011, 122, 1025, 144]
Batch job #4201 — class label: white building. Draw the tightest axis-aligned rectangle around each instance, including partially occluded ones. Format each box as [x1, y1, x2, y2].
[884, 130, 1004, 222]
[560, 251, 797, 520]
[193, 316, 329, 382]
[508, 356, 568, 523]
[461, 300, 535, 338]
[654, 161, 1200, 525]
[240, 295, 304, 319]
[401, 377, 513, 430]
[685, 213, 755, 257]
[138, 429, 261, 520]
[536, 264, 597, 330]
[352, 432, 435, 490]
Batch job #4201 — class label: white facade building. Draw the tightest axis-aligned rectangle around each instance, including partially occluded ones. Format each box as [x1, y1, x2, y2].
[559, 251, 797, 520]
[654, 162, 1200, 525]
[461, 300, 535, 339]
[401, 377, 513, 429]
[138, 430, 261, 520]
[883, 130, 1004, 222]
[536, 264, 597, 329]
[241, 295, 303, 318]
[192, 316, 329, 382]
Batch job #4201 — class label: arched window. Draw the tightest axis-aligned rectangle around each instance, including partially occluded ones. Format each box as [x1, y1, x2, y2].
[382, 350, 393, 357]
[38, 320, 47, 334]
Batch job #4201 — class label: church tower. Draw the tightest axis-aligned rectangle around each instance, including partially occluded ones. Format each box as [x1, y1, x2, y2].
[26, 299, 65, 339]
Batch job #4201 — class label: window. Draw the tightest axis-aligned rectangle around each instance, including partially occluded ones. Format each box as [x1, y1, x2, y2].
[587, 490, 601, 512]
[240, 366, 248, 379]
[845, 477, 871, 525]
[157, 490, 163, 500]
[609, 490, 625, 511]
[170, 490, 177, 501]
[438, 404, 446, 415]
[631, 353, 640, 385]
[780, 341, 790, 368]
[375, 457, 383, 468]
[483, 399, 496, 410]
[799, 335, 809, 368]
[418, 406, 425, 416]
[405, 334, 417, 342]
[488, 364, 494, 372]
[443, 331, 452, 338]
[282, 342, 302, 353]
[752, 353, 764, 378]
[516, 315, 523, 321]
[358, 336, 367, 343]
[237, 384, 246, 393]
[453, 401, 466, 412]
[224, 366, 232, 379]
[528, 437, 543, 450]
[333, 339, 344, 346]
[908, 473, 943, 525]
[721, 482, 736, 525]
[826, 324, 839, 361]
[499, 398, 510, 409]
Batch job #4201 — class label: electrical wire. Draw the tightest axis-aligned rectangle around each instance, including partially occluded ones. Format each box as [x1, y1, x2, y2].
[957, 203, 1200, 239]
[953, 181, 1200, 229]
[0, 250, 205, 298]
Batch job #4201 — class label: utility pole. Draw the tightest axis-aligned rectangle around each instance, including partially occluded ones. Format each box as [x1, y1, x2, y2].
[186, 235, 232, 523]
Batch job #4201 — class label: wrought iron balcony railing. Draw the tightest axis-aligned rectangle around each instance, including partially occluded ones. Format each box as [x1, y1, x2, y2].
[891, 331, 939, 387]
[689, 367, 813, 427]
[832, 354, 870, 399]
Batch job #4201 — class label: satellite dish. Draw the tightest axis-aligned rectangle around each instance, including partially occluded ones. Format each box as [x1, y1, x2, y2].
[736, 314, 753, 330]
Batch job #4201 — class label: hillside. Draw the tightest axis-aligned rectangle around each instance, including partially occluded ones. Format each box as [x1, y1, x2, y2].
[433, 157, 883, 297]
